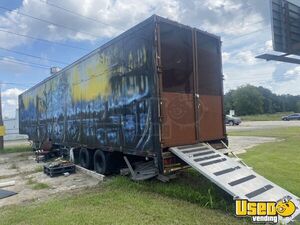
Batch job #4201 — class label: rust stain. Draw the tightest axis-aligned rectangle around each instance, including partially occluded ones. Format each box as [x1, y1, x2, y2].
[199, 95, 225, 141]
[161, 92, 197, 147]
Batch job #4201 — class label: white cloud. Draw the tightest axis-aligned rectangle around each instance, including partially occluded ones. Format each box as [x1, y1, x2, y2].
[2, 88, 23, 98]
[0, 0, 182, 47]
[204, 0, 242, 12]
[5, 99, 18, 106]
[222, 52, 231, 63]
[284, 66, 300, 77]
[270, 75, 300, 95]
[232, 50, 258, 65]
[265, 40, 273, 51]
[223, 62, 276, 92]
[202, 12, 264, 36]
[0, 0, 269, 48]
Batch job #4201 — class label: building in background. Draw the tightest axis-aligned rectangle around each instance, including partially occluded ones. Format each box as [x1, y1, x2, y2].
[3, 109, 28, 141]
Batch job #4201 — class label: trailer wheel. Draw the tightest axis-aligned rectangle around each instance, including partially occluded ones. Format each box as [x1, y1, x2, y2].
[94, 150, 108, 175]
[79, 148, 93, 169]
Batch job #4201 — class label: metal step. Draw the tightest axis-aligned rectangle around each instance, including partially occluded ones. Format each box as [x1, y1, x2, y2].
[170, 143, 300, 224]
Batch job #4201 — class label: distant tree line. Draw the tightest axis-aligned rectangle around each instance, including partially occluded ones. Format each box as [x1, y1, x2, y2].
[224, 85, 300, 116]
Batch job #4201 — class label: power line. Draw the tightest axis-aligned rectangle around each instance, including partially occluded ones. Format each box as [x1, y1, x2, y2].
[0, 82, 35, 88]
[0, 29, 90, 51]
[0, 54, 51, 68]
[224, 25, 271, 42]
[0, 46, 68, 65]
[0, 6, 99, 39]
[0, 57, 50, 70]
[1, 82, 35, 85]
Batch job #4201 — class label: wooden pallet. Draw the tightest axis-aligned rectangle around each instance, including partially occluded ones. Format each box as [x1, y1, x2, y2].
[44, 164, 75, 177]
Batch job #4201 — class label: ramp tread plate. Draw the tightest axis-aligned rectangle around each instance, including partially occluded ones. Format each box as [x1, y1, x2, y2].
[170, 143, 300, 224]
[245, 184, 274, 199]
[200, 158, 227, 166]
[214, 166, 241, 176]
[177, 143, 204, 150]
[193, 150, 215, 157]
[228, 174, 256, 186]
[194, 154, 221, 162]
[181, 147, 209, 154]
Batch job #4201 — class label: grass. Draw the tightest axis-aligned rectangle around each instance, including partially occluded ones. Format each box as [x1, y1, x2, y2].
[34, 165, 44, 173]
[0, 177, 249, 225]
[26, 178, 50, 190]
[240, 112, 293, 121]
[109, 170, 234, 211]
[229, 126, 300, 196]
[32, 182, 50, 190]
[0, 127, 298, 224]
[0, 145, 32, 154]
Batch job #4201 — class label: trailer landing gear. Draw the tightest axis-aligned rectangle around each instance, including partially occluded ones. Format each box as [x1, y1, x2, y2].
[123, 156, 158, 181]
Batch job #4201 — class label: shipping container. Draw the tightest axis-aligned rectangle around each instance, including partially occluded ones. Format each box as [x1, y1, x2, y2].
[19, 15, 227, 177]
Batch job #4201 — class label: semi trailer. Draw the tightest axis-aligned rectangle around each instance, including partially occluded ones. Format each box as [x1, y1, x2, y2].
[19, 15, 300, 224]
[19, 15, 227, 177]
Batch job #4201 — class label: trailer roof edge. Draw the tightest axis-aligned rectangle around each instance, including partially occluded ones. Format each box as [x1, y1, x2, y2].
[20, 14, 220, 96]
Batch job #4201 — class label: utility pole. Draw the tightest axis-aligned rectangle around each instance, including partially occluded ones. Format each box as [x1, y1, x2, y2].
[0, 84, 4, 150]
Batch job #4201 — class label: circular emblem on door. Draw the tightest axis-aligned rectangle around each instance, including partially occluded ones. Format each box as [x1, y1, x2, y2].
[168, 99, 189, 121]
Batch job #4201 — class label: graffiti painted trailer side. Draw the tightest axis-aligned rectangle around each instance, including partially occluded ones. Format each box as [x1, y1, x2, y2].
[19, 15, 227, 176]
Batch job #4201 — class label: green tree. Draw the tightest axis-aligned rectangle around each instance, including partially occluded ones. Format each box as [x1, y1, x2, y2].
[232, 85, 264, 116]
[224, 85, 300, 115]
[224, 90, 234, 114]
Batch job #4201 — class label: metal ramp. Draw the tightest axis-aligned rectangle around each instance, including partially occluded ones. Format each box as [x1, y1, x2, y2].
[170, 143, 300, 224]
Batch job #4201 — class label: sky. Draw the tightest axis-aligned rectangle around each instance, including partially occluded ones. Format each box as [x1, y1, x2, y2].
[1, 0, 300, 118]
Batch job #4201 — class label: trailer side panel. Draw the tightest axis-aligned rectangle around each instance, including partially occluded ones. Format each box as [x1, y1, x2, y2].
[19, 21, 158, 157]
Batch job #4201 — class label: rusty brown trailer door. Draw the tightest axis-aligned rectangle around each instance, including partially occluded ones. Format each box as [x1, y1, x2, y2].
[159, 22, 197, 147]
[158, 21, 225, 147]
[195, 30, 225, 142]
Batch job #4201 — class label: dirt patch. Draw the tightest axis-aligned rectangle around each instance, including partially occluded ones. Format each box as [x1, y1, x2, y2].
[0, 152, 100, 208]
[228, 136, 280, 154]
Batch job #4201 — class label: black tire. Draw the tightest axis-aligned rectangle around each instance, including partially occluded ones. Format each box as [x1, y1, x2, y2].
[94, 150, 108, 175]
[229, 121, 234, 126]
[79, 148, 93, 169]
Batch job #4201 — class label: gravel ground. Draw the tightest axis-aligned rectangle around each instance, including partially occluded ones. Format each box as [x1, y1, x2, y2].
[0, 152, 100, 208]
[228, 136, 280, 154]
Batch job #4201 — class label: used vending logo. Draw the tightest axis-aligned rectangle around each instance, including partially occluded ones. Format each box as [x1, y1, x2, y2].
[235, 196, 296, 224]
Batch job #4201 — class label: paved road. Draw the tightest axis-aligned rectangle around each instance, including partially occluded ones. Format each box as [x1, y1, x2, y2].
[226, 121, 300, 132]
